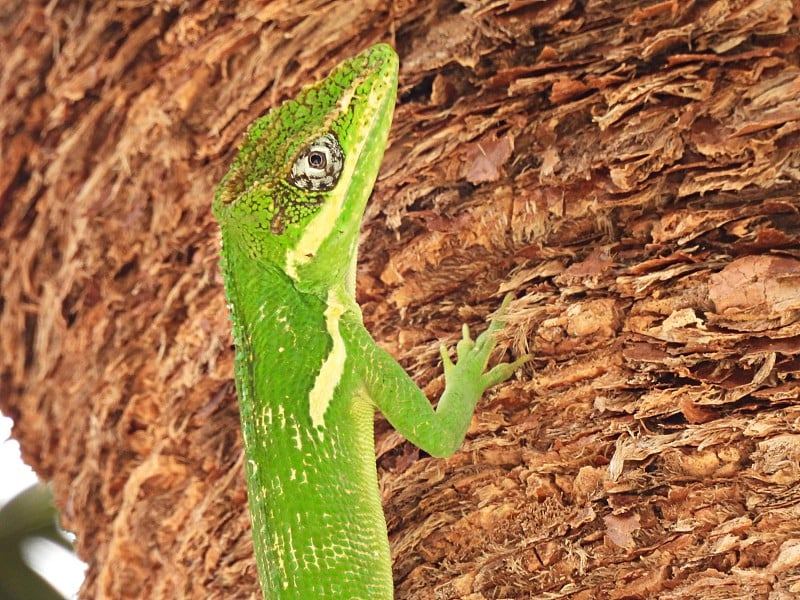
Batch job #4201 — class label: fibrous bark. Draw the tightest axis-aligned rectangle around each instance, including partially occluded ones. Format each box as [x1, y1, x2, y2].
[1, 1, 799, 598]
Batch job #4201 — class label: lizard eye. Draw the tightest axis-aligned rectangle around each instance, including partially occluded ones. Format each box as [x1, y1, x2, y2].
[289, 133, 344, 192]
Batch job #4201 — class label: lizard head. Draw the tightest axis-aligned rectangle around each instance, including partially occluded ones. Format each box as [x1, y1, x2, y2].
[213, 43, 399, 296]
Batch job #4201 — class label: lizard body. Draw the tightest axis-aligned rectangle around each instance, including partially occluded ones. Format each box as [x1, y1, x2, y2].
[213, 43, 527, 598]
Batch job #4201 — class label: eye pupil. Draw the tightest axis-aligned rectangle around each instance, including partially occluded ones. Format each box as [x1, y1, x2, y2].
[308, 151, 326, 169]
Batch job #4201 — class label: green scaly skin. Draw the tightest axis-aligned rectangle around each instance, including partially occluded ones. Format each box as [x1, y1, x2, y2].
[213, 44, 528, 599]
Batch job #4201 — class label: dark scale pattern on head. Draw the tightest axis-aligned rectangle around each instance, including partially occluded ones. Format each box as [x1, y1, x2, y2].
[211, 45, 394, 264]
[269, 180, 325, 234]
[214, 58, 370, 235]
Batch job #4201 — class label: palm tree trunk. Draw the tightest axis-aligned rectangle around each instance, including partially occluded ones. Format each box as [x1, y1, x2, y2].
[1, 1, 798, 598]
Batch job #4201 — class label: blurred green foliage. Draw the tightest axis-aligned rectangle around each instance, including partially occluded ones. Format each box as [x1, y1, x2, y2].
[0, 484, 73, 600]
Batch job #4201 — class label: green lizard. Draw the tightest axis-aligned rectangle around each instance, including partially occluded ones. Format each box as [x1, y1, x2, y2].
[212, 43, 528, 599]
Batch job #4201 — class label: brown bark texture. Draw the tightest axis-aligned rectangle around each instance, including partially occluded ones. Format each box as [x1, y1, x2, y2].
[2, 0, 800, 598]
